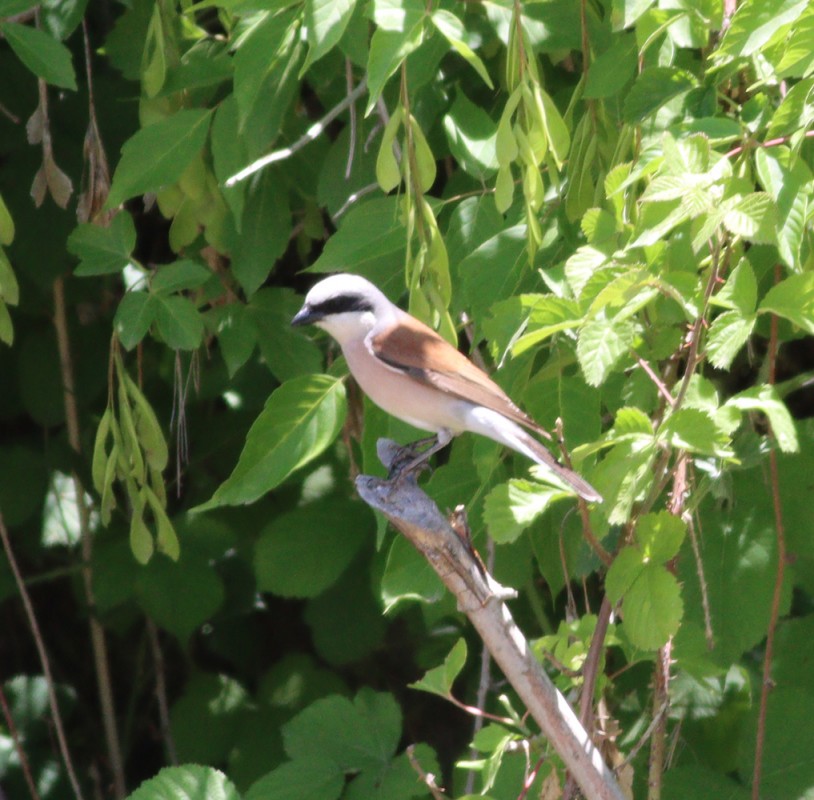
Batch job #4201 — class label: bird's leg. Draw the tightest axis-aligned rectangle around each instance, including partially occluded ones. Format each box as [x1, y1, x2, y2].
[388, 430, 454, 480]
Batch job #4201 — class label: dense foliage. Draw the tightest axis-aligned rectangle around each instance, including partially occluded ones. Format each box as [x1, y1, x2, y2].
[1, 0, 814, 798]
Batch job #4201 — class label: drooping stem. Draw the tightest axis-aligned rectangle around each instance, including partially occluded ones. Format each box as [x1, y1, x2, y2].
[53, 276, 127, 798]
[752, 263, 787, 800]
[0, 513, 84, 800]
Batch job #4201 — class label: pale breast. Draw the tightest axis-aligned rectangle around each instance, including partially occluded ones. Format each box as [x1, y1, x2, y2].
[342, 338, 470, 434]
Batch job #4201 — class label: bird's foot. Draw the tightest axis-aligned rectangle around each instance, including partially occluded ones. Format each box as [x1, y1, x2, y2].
[386, 436, 439, 481]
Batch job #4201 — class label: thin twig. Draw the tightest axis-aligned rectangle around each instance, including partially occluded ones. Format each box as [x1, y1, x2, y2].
[344, 58, 358, 179]
[579, 596, 613, 730]
[0, 513, 85, 800]
[53, 277, 127, 798]
[406, 744, 447, 799]
[634, 354, 676, 408]
[146, 621, 178, 765]
[517, 756, 546, 800]
[0, 681, 42, 800]
[225, 78, 368, 186]
[687, 510, 714, 649]
[725, 129, 814, 159]
[618, 701, 670, 769]
[465, 537, 496, 795]
[331, 181, 379, 222]
[752, 264, 787, 800]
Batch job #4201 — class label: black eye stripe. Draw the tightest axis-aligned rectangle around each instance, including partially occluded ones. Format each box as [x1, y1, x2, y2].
[310, 294, 374, 316]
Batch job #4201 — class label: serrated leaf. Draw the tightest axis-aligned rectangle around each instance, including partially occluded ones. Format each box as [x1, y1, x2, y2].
[636, 511, 686, 563]
[245, 759, 344, 800]
[483, 479, 564, 543]
[128, 764, 240, 800]
[68, 214, 137, 276]
[612, 407, 655, 436]
[711, 259, 757, 314]
[107, 109, 213, 207]
[723, 193, 778, 244]
[199, 374, 347, 509]
[659, 408, 732, 457]
[707, 311, 755, 370]
[0, 21, 77, 90]
[717, 0, 808, 59]
[623, 566, 683, 650]
[431, 9, 493, 88]
[577, 315, 636, 387]
[725, 385, 798, 453]
[606, 547, 645, 603]
[760, 272, 814, 334]
[410, 638, 468, 697]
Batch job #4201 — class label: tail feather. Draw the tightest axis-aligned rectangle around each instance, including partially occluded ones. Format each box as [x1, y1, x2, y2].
[465, 407, 602, 503]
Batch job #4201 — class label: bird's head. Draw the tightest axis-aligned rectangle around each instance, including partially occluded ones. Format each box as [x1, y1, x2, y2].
[291, 273, 394, 345]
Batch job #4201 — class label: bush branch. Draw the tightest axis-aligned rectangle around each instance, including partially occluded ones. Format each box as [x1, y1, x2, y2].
[356, 441, 626, 800]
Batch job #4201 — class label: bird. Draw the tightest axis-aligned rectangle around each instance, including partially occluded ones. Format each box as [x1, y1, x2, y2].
[291, 273, 602, 503]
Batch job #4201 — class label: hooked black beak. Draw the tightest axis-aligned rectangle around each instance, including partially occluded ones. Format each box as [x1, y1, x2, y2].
[291, 304, 320, 327]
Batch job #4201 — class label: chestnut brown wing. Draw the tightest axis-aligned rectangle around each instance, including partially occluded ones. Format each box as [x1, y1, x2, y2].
[369, 314, 549, 437]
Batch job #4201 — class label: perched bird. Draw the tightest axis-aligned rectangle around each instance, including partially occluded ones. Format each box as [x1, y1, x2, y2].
[291, 274, 602, 502]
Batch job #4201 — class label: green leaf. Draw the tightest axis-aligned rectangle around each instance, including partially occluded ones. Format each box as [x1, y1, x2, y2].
[722, 193, 778, 244]
[254, 502, 370, 598]
[231, 172, 291, 297]
[151, 259, 212, 294]
[606, 547, 644, 603]
[0, 21, 77, 90]
[765, 77, 814, 140]
[760, 272, 814, 334]
[483, 479, 565, 543]
[0, 249, 19, 306]
[706, 311, 755, 370]
[585, 33, 636, 99]
[214, 304, 256, 377]
[409, 638, 468, 697]
[623, 566, 683, 650]
[114, 292, 157, 350]
[68, 214, 137, 276]
[716, 0, 808, 59]
[431, 9, 493, 88]
[443, 91, 498, 181]
[623, 67, 696, 123]
[0, 193, 14, 245]
[659, 408, 732, 457]
[711, 259, 757, 314]
[153, 295, 204, 351]
[308, 198, 407, 296]
[365, 25, 424, 114]
[577, 315, 636, 387]
[200, 374, 347, 509]
[724, 385, 798, 453]
[371, 0, 424, 31]
[234, 9, 300, 133]
[245, 759, 344, 800]
[107, 109, 213, 207]
[302, 0, 356, 73]
[248, 288, 324, 382]
[283, 691, 400, 770]
[136, 553, 225, 641]
[636, 511, 686, 563]
[127, 765, 240, 800]
[380, 535, 445, 610]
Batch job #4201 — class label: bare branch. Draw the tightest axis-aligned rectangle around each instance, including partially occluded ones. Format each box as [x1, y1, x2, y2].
[356, 441, 626, 800]
[225, 78, 368, 187]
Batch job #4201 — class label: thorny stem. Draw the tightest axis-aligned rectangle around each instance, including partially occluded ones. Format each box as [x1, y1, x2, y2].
[54, 277, 127, 798]
[752, 264, 787, 800]
[0, 513, 84, 800]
